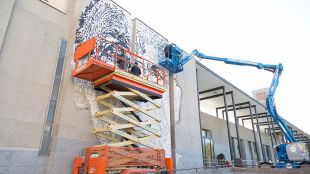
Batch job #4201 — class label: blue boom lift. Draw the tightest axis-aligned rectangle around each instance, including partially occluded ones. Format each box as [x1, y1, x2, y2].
[159, 44, 310, 168]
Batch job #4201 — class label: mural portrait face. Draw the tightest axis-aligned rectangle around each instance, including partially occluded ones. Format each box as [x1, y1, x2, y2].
[75, 0, 131, 50]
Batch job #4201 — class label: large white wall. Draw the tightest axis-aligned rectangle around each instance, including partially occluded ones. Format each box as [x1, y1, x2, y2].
[0, 0, 98, 173]
[174, 59, 204, 169]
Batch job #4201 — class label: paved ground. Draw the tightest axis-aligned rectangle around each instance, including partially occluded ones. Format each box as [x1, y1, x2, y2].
[232, 167, 310, 174]
[173, 167, 310, 174]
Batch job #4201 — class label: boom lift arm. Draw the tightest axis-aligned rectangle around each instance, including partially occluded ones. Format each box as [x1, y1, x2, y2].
[183, 49, 297, 143]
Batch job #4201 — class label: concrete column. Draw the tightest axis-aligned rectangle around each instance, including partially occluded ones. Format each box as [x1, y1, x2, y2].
[248, 103, 260, 161]
[230, 92, 242, 159]
[253, 106, 266, 161]
[223, 87, 233, 161]
[169, 72, 176, 170]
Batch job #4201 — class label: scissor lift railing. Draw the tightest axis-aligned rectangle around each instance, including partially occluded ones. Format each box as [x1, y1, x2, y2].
[72, 37, 166, 98]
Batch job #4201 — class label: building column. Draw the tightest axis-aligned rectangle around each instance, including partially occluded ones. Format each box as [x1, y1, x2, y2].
[230, 92, 242, 159]
[265, 113, 276, 161]
[222, 86, 233, 161]
[253, 106, 266, 161]
[248, 102, 260, 162]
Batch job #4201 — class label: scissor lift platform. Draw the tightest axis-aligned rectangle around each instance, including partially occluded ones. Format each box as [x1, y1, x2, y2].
[71, 37, 166, 99]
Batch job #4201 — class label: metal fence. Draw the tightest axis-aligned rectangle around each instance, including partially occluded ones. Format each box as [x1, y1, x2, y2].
[118, 159, 310, 174]
[203, 159, 234, 169]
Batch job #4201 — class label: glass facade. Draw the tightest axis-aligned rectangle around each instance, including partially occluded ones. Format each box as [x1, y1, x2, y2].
[39, 39, 67, 155]
[202, 129, 215, 162]
[231, 137, 240, 159]
[247, 141, 258, 161]
[265, 145, 272, 161]
[252, 142, 258, 161]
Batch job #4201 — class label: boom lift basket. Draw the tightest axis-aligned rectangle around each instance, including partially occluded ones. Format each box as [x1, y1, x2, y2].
[158, 44, 185, 73]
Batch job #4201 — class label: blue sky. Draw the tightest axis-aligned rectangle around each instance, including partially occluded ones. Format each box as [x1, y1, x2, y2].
[114, 0, 310, 134]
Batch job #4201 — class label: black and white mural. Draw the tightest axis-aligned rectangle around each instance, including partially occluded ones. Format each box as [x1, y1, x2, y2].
[73, 0, 132, 67]
[75, 0, 131, 49]
[133, 19, 168, 63]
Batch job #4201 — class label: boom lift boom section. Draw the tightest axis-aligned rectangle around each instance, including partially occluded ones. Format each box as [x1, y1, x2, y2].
[184, 49, 296, 143]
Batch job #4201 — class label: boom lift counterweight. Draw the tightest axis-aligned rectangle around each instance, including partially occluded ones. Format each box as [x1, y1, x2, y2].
[159, 44, 310, 168]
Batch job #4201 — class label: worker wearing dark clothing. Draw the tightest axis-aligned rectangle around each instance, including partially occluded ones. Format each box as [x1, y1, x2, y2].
[117, 49, 126, 70]
[164, 45, 173, 59]
[117, 59, 125, 70]
[131, 62, 141, 76]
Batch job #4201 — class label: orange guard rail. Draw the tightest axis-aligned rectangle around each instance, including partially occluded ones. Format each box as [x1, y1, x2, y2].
[72, 36, 166, 87]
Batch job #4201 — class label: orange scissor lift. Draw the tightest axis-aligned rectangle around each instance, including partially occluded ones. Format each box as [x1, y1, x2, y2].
[71, 37, 173, 174]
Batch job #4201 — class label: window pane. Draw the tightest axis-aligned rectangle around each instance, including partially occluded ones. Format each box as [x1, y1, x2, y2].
[202, 130, 215, 165]
[202, 130, 206, 137]
[252, 142, 258, 161]
[265, 145, 272, 161]
[248, 141, 253, 160]
[233, 137, 240, 158]
[39, 39, 67, 156]
[46, 100, 56, 123]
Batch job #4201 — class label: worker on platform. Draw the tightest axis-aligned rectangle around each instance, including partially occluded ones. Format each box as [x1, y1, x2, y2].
[117, 49, 125, 69]
[164, 44, 173, 59]
[117, 58, 125, 70]
[130, 62, 141, 76]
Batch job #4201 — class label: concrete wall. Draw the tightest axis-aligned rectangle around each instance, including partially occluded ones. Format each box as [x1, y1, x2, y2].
[201, 112, 274, 162]
[0, 0, 57, 149]
[0, 0, 96, 173]
[174, 59, 204, 169]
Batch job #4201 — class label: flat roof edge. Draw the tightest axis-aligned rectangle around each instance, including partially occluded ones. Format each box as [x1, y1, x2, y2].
[195, 60, 266, 108]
